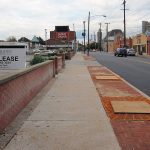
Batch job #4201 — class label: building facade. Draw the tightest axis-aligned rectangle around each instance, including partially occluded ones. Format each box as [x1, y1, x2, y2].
[103, 29, 123, 52]
[132, 33, 150, 55]
[47, 26, 76, 50]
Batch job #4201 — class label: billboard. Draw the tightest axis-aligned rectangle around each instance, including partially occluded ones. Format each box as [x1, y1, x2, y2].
[55, 26, 69, 32]
[0, 44, 26, 69]
[56, 32, 69, 40]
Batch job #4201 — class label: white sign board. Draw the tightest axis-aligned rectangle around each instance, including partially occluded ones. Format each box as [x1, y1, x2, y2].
[0, 45, 26, 69]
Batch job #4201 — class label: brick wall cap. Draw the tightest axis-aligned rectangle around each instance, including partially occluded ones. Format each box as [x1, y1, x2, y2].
[0, 60, 53, 85]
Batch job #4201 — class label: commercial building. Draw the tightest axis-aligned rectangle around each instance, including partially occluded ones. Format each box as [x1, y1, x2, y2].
[103, 29, 123, 52]
[46, 26, 77, 50]
[132, 33, 150, 55]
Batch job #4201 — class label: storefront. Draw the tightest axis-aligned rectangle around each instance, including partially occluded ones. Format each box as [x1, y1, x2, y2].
[132, 33, 148, 55]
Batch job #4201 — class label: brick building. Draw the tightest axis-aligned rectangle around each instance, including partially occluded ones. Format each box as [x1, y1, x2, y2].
[46, 26, 76, 49]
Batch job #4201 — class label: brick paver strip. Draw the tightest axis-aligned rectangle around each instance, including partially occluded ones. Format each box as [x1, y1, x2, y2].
[111, 120, 150, 150]
[87, 64, 150, 149]
[88, 66, 142, 97]
[96, 80, 141, 95]
[83, 55, 96, 61]
[88, 66, 111, 74]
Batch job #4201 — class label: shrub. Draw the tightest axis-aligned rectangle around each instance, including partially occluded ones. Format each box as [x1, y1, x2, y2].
[30, 55, 45, 65]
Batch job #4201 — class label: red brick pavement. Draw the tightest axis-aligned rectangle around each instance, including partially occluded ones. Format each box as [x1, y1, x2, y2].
[87, 65, 150, 150]
[111, 121, 150, 150]
[83, 55, 96, 61]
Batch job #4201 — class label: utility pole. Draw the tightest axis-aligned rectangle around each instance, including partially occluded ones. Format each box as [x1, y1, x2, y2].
[87, 12, 106, 55]
[99, 23, 102, 52]
[94, 32, 96, 49]
[87, 11, 90, 56]
[83, 21, 86, 53]
[91, 34, 93, 41]
[123, 0, 126, 48]
[105, 23, 110, 52]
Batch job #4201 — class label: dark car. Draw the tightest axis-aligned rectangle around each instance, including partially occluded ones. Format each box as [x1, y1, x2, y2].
[114, 48, 127, 57]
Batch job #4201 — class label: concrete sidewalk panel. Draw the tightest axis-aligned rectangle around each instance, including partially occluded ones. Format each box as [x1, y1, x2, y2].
[4, 120, 120, 150]
[27, 97, 106, 121]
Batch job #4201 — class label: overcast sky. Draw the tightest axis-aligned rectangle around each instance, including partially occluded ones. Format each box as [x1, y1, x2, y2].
[0, 0, 150, 42]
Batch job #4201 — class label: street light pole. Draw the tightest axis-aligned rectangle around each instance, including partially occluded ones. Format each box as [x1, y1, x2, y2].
[87, 12, 106, 55]
[83, 21, 86, 53]
[87, 11, 90, 56]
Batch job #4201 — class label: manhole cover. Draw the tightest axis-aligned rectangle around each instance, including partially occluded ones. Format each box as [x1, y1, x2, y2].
[111, 101, 150, 114]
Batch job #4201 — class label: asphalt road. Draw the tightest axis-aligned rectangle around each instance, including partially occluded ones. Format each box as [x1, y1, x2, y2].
[90, 51, 150, 97]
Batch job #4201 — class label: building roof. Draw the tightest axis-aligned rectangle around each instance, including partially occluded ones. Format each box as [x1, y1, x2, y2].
[103, 29, 123, 42]
[31, 36, 39, 43]
[108, 29, 123, 37]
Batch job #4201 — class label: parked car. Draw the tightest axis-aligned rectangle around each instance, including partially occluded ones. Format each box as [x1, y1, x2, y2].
[114, 48, 127, 57]
[40, 50, 54, 56]
[127, 48, 136, 56]
[33, 49, 41, 53]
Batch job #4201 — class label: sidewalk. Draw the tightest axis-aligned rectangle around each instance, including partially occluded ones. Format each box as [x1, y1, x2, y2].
[3, 52, 121, 150]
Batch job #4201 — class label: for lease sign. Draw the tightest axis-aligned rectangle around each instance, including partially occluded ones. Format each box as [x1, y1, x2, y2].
[0, 46, 26, 69]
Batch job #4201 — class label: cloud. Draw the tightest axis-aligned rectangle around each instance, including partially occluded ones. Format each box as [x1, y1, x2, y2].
[0, 0, 149, 41]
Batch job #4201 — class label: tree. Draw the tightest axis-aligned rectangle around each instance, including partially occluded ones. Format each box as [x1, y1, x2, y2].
[38, 37, 45, 45]
[18, 37, 30, 42]
[6, 36, 17, 42]
[90, 42, 98, 49]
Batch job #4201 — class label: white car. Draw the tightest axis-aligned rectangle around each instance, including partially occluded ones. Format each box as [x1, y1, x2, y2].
[127, 48, 136, 56]
[33, 49, 40, 53]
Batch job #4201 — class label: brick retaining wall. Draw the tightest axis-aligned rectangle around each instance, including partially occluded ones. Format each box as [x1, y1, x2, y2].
[0, 60, 55, 132]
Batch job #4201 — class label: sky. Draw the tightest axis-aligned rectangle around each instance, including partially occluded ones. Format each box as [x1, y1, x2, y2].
[0, 0, 150, 43]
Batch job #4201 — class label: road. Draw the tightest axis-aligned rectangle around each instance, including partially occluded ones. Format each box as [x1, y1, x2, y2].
[90, 51, 150, 97]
